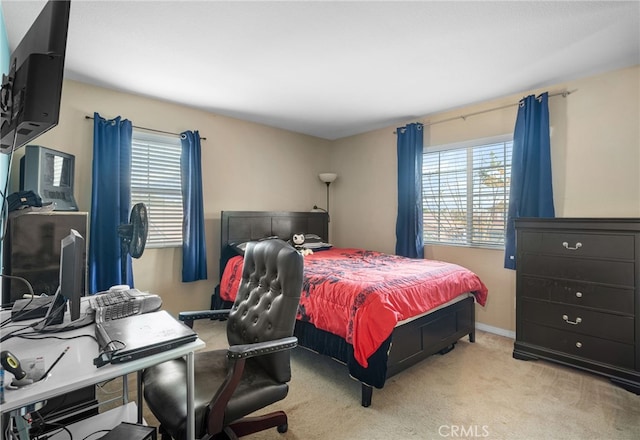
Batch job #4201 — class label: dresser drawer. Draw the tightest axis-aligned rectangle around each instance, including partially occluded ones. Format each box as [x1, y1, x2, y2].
[519, 254, 635, 287]
[519, 276, 634, 314]
[521, 321, 635, 369]
[521, 299, 634, 343]
[519, 231, 635, 260]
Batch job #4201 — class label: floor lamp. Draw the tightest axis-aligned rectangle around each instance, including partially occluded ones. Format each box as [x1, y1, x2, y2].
[318, 173, 337, 222]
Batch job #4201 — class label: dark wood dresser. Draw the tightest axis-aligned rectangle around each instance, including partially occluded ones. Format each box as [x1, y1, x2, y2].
[513, 218, 640, 393]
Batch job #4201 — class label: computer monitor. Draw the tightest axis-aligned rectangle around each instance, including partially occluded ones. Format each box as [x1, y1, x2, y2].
[38, 229, 86, 329]
[60, 229, 84, 321]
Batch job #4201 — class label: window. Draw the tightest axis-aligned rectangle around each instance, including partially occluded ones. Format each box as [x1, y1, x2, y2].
[422, 135, 512, 248]
[131, 130, 183, 248]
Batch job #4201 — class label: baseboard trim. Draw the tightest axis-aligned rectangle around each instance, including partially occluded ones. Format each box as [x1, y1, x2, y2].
[476, 322, 515, 339]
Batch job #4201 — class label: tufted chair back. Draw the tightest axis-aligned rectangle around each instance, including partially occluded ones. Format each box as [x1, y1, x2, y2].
[227, 239, 303, 383]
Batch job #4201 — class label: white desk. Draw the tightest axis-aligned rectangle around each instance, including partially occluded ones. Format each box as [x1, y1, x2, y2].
[0, 310, 205, 439]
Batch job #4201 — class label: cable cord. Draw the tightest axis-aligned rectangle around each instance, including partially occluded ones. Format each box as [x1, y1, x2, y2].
[0, 274, 37, 327]
[0, 306, 86, 342]
[0, 323, 34, 343]
[14, 333, 97, 345]
[81, 429, 110, 440]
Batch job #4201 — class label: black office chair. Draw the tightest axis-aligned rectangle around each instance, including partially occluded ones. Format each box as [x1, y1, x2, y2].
[142, 239, 303, 440]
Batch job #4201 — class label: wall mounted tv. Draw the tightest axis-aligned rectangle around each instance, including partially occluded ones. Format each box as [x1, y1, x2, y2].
[0, 0, 71, 153]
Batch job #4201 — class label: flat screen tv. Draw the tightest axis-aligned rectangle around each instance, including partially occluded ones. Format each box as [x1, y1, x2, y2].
[0, 0, 71, 153]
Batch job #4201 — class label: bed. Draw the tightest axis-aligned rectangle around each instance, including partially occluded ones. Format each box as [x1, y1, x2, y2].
[213, 211, 488, 407]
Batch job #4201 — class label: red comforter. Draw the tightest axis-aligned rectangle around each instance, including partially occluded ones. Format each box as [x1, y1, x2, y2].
[220, 248, 488, 367]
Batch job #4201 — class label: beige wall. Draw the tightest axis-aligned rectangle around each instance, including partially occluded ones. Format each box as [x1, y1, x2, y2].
[330, 65, 640, 334]
[9, 80, 332, 315]
[9, 66, 639, 333]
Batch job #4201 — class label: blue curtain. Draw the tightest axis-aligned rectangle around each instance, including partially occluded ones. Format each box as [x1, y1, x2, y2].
[395, 123, 424, 259]
[89, 113, 133, 293]
[504, 93, 555, 269]
[180, 131, 207, 282]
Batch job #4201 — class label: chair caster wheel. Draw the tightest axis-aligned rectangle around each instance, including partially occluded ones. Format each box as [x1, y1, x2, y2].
[277, 423, 288, 433]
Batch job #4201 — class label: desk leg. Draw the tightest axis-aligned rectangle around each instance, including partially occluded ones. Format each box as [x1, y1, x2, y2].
[123, 373, 129, 404]
[186, 351, 195, 440]
[137, 370, 143, 424]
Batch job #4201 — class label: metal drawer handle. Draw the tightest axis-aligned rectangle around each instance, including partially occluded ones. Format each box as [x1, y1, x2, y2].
[562, 314, 582, 325]
[576, 342, 582, 348]
[562, 241, 582, 250]
[575, 292, 583, 298]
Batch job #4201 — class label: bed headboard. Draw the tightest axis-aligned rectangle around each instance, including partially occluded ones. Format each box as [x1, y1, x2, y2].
[219, 210, 329, 274]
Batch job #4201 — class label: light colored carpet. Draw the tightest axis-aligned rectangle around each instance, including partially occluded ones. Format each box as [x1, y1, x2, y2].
[101, 320, 640, 439]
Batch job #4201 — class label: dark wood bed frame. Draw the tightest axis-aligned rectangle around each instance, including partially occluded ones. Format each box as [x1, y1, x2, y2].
[218, 211, 477, 407]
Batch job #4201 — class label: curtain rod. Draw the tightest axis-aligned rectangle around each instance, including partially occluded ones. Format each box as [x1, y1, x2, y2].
[84, 115, 207, 140]
[395, 89, 577, 133]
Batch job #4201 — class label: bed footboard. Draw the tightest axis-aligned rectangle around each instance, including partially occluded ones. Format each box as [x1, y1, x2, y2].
[386, 295, 475, 379]
[295, 295, 476, 407]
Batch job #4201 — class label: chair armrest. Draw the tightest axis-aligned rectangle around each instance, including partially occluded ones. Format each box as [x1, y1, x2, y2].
[227, 336, 298, 360]
[178, 309, 231, 328]
[206, 337, 297, 435]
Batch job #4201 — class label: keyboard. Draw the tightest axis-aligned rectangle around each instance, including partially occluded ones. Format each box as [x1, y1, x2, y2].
[90, 289, 163, 323]
[95, 300, 142, 322]
[89, 290, 130, 309]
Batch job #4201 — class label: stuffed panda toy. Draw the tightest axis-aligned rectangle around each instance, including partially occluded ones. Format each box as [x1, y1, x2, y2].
[291, 232, 313, 256]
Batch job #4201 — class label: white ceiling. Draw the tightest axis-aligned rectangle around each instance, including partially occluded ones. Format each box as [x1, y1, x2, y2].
[3, 1, 639, 140]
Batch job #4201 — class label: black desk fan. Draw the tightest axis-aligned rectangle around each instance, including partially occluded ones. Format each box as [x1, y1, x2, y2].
[118, 203, 149, 284]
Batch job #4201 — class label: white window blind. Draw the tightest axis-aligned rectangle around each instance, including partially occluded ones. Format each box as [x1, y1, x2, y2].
[423, 135, 512, 248]
[131, 130, 183, 248]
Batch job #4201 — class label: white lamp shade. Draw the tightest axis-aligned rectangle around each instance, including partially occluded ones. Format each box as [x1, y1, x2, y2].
[319, 173, 337, 183]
